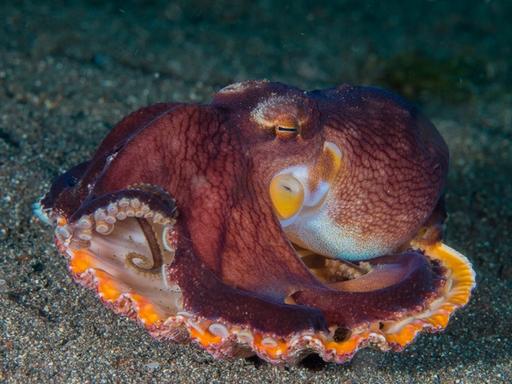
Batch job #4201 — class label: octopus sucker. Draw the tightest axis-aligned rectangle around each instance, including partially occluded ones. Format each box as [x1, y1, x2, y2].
[36, 80, 475, 365]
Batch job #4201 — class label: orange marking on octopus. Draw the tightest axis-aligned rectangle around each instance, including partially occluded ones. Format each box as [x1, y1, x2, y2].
[426, 313, 449, 329]
[69, 249, 94, 274]
[57, 217, 67, 226]
[188, 326, 222, 346]
[95, 270, 122, 302]
[253, 334, 288, 358]
[130, 293, 162, 326]
[325, 333, 367, 355]
[450, 295, 469, 306]
[385, 323, 421, 347]
[440, 303, 456, 313]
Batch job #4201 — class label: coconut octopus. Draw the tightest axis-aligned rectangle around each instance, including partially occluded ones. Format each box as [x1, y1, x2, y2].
[35, 80, 475, 364]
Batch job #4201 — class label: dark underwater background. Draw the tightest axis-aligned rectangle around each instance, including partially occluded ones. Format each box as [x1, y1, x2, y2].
[0, 1, 510, 382]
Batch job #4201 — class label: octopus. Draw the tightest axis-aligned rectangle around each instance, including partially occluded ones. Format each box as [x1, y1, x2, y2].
[35, 80, 475, 364]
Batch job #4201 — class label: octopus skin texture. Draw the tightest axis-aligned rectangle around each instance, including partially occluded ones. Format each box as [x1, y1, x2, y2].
[35, 80, 475, 364]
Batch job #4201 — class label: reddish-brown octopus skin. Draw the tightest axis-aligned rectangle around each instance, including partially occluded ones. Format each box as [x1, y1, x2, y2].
[40, 80, 455, 351]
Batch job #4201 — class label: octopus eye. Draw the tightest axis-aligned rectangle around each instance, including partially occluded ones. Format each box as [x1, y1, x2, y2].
[269, 174, 304, 219]
[275, 125, 299, 139]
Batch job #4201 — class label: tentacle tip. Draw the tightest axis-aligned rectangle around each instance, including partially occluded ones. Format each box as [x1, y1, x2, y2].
[32, 197, 53, 226]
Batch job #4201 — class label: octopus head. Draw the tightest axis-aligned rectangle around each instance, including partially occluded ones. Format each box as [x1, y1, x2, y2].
[217, 80, 449, 262]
